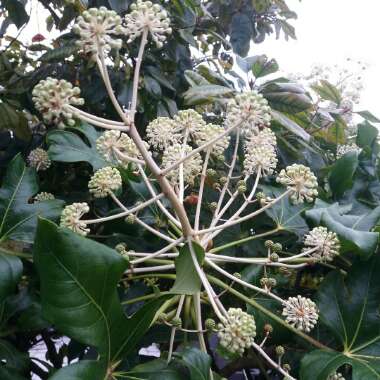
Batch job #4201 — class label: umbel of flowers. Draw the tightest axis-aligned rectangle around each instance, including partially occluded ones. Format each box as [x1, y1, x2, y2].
[31, 2, 341, 379]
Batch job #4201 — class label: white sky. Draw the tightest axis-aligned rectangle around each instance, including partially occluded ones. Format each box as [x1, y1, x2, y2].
[5, 0, 380, 114]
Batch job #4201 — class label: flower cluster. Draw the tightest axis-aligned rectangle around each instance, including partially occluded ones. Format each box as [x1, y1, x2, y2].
[336, 143, 361, 159]
[60, 203, 90, 236]
[34, 192, 55, 202]
[73, 7, 124, 55]
[192, 123, 230, 158]
[96, 130, 142, 166]
[226, 91, 271, 134]
[174, 109, 206, 135]
[27, 148, 51, 171]
[304, 227, 340, 262]
[276, 164, 318, 204]
[244, 129, 277, 176]
[162, 143, 202, 185]
[125, 1, 172, 47]
[32, 78, 84, 128]
[217, 308, 256, 355]
[145, 117, 179, 150]
[282, 296, 318, 332]
[88, 167, 122, 198]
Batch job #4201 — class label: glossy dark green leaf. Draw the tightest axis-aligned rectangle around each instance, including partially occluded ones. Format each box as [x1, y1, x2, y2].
[301, 255, 380, 379]
[329, 151, 359, 197]
[2, 0, 29, 28]
[315, 114, 347, 144]
[34, 218, 166, 365]
[178, 347, 211, 380]
[230, 13, 252, 57]
[128, 359, 184, 379]
[0, 252, 22, 301]
[49, 360, 106, 380]
[357, 121, 379, 148]
[47, 124, 107, 170]
[306, 201, 380, 258]
[356, 110, 380, 123]
[171, 242, 205, 295]
[144, 76, 162, 98]
[271, 110, 311, 142]
[0, 340, 29, 373]
[263, 186, 309, 238]
[311, 80, 342, 104]
[183, 85, 234, 105]
[0, 102, 31, 141]
[0, 154, 64, 243]
[252, 55, 279, 78]
[264, 91, 312, 113]
[40, 44, 77, 62]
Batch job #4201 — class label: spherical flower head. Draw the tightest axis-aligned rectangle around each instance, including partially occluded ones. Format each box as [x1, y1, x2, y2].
[145, 117, 180, 150]
[162, 143, 203, 185]
[282, 295, 318, 332]
[303, 227, 340, 262]
[328, 372, 345, 380]
[96, 130, 142, 166]
[72, 7, 125, 56]
[34, 192, 55, 202]
[28, 148, 51, 171]
[125, 1, 172, 48]
[217, 308, 256, 356]
[276, 164, 318, 204]
[174, 109, 206, 135]
[192, 123, 230, 158]
[336, 143, 361, 159]
[226, 91, 271, 134]
[60, 202, 90, 236]
[88, 166, 122, 198]
[244, 129, 278, 176]
[32, 77, 84, 127]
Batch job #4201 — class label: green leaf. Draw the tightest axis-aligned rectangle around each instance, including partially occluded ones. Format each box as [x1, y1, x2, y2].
[47, 124, 107, 170]
[108, 0, 131, 13]
[252, 55, 279, 78]
[40, 44, 77, 62]
[0, 252, 22, 301]
[178, 347, 211, 380]
[315, 114, 347, 144]
[311, 80, 342, 104]
[263, 186, 309, 238]
[301, 255, 380, 379]
[2, 0, 29, 28]
[34, 218, 166, 366]
[0, 340, 29, 374]
[0, 154, 64, 243]
[305, 201, 380, 258]
[329, 151, 359, 198]
[171, 242, 205, 295]
[357, 121, 379, 148]
[271, 110, 311, 142]
[49, 361, 106, 380]
[0, 102, 31, 141]
[144, 76, 162, 98]
[184, 71, 209, 87]
[230, 13, 252, 57]
[183, 85, 234, 105]
[128, 359, 183, 380]
[356, 110, 380, 123]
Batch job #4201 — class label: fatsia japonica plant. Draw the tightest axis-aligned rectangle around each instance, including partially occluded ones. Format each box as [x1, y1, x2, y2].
[1, 1, 380, 380]
[18, 2, 350, 379]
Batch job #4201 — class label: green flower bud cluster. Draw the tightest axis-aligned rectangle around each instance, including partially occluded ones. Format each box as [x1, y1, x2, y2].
[88, 166, 122, 198]
[32, 78, 84, 128]
[27, 148, 51, 171]
[217, 308, 256, 355]
[276, 164, 318, 204]
[60, 203, 90, 236]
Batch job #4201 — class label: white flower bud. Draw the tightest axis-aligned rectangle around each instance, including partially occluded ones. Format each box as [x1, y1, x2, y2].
[34, 192, 55, 202]
[276, 164, 318, 204]
[88, 166, 122, 198]
[336, 143, 361, 159]
[303, 227, 340, 262]
[282, 295, 318, 332]
[60, 202, 90, 236]
[125, 0, 171, 47]
[217, 308, 256, 356]
[27, 148, 51, 171]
